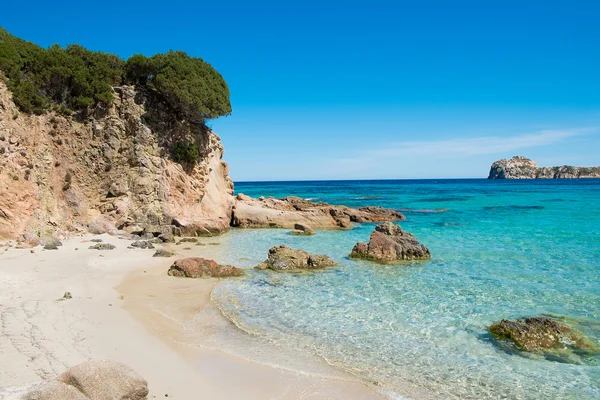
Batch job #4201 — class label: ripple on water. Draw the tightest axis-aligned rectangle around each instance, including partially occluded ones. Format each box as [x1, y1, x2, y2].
[209, 180, 600, 399]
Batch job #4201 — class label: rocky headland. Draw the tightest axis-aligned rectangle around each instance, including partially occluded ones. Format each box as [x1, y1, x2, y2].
[0, 79, 234, 240]
[0, 76, 405, 242]
[488, 156, 600, 179]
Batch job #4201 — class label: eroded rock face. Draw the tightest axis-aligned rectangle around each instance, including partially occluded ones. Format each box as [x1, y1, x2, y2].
[232, 195, 405, 230]
[168, 257, 244, 278]
[0, 80, 234, 240]
[488, 156, 600, 179]
[255, 245, 337, 271]
[350, 221, 431, 262]
[22, 360, 148, 400]
[489, 317, 599, 352]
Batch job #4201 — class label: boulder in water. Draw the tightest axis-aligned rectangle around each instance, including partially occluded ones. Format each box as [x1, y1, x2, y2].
[290, 223, 316, 235]
[489, 317, 599, 353]
[255, 245, 336, 271]
[350, 221, 430, 262]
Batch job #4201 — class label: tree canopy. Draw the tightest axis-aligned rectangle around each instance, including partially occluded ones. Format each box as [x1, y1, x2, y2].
[0, 27, 231, 122]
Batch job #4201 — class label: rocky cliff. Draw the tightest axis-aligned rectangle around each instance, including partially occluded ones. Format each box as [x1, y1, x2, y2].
[488, 156, 600, 179]
[0, 80, 234, 240]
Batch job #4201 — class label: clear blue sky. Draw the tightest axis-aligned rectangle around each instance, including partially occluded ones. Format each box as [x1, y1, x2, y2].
[2, 0, 599, 180]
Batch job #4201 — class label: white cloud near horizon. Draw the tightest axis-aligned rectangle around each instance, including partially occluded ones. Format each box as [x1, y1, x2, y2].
[325, 127, 598, 178]
[370, 128, 594, 157]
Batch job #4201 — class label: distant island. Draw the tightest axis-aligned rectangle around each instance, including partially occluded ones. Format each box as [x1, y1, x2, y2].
[488, 156, 600, 179]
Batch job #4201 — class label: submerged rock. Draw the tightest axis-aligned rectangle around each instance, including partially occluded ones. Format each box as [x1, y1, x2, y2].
[290, 223, 316, 235]
[350, 221, 430, 262]
[168, 257, 244, 278]
[255, 245, 337, 271]
[489, 317, 599, 353]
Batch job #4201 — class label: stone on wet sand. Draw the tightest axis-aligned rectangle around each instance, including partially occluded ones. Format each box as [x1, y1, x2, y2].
[255, 245, 337, 271]
[57, 360, 149, 400]
[158, 232, 175, 243]
[131, 240, 154, 249]
[41, 236, 63, 249]
[22, 360, 148, 400]
[178, 237, 198, 244]
[489, 317, 599, 352]
[350, 221, 430, 262]
[44, 243, 60, 250]
[22, 381, 89, 400]
[168, 257, 244, 278]
[153, 249, 175, 258]
[89, 243, 116, 250]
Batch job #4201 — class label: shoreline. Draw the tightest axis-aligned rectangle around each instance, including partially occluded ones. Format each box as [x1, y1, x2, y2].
[0, 234, 385, 399]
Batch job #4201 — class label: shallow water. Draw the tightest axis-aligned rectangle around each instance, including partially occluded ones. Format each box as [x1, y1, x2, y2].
[207, 179, 600, 399]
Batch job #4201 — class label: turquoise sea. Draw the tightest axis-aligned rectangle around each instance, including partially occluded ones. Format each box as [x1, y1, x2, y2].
[204, 179, 600, 399]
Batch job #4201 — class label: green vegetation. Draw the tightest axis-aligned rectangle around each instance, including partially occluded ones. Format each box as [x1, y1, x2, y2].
[172, 141, 200, 164]
[0, 27, 231, 123]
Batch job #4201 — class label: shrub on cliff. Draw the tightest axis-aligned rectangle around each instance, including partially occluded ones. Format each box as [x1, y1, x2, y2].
[125, 51, 231, 123]
[0, 28, 123, 114]
[172, 141, 199, 164]
[0, 27, 231, 123]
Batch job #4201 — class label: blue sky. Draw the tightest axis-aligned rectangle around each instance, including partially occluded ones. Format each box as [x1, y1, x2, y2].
[2, 0, 599, 180]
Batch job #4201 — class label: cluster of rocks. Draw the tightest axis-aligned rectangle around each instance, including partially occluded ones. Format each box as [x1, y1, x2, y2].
[20, 360, 148, 400]
[166, 221, 431, 279]
[488, 156, 600, 179]
[232, 194, 405, 230]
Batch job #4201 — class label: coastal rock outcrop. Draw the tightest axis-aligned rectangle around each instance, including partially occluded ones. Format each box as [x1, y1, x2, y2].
[290, 223, 316, 235]
[167, 257, 244, 278]
[0, 80, 234, 240]
[488, 156, 600, 179]
[350, 221, 431, 262]
[255, 245, 337, 271]
[23, 360, 148, 400]
[489, 317, 599, 352]
[232, 194, 405, 230]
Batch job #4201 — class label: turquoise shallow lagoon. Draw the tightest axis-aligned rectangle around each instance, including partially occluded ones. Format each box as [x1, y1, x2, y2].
[207, 179, 600, 399]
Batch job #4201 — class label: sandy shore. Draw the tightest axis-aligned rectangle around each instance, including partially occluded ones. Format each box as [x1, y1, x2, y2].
[0, 235, 384, 399]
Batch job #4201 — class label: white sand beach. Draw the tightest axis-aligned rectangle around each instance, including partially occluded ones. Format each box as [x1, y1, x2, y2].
[0, 235, 383, 399]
